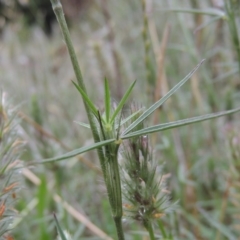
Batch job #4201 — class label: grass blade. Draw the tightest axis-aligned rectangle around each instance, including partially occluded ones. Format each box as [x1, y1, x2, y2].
[122, 60, 204, 135]
[225, 0, 240, 76]
[72, 81, 98, 117]
[104, 78, 111, 122]
[118, 108, 144, 129]
[110, 80, 136, 124]
[74, 121, 90, 129]
[198, 208, 236, 240]
[194, 16, 223, 33]
[122, 107, 240, 139]
[34, 139, 115, 164]
[166, 8, 225, 17]
[53, 213, 68, 240]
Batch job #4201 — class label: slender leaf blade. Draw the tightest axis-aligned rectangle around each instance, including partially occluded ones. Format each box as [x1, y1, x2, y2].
[122, 60, 204, 135]
[122, 107, 240, 139]
[53, 213, 68, 240]
[110, 80, 136, 123]
[117, 108, 145, 129]
[104, 78, 111, 122]
[74, 121, 90, 129]
[198, 208, 236, 240]
[34, 139, 115, 164]
[194, 16, 223, 33]
[72, 81, 98, 117]
[167, 8, 225, 17]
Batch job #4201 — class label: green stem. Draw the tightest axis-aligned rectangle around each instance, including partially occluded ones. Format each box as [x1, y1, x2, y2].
[50, 0, 85, 91]
[225, 0, 240, 77]
[144, 220, 155, 240]
[106, 154, 125, 240]
[141, 0, 153, 92]
[114, 216, 125, 240]
[49, 1, 125, 239]
[49, 0, 106, 175]
[112, 155, 123, 217]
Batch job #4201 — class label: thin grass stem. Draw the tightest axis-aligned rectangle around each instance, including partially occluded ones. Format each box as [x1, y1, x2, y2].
[49, 0, 107, 176]
[144, 220, 155, 240]
[49, 1, 125, 239]
[225, 0, 240, 77]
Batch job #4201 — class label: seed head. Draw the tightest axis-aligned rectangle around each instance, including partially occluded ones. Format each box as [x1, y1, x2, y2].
[121, 105, 173, 226]
[0, 93, 24, 239]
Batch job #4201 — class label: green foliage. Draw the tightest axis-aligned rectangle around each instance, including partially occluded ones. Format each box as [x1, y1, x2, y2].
[37, 139, 115, 164]
[37, 177, 51, 240]
[54, 213, 69, 240]
[1, 0, 240, 239]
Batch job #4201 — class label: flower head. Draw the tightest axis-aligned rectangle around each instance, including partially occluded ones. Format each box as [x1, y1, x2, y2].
[121, 105, 173, 226]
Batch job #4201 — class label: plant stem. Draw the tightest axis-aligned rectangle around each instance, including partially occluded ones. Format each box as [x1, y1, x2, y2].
[49, 0, 106, 175]
[112, 156, 123, 217]
[144, 220, 155, 240]
[225, 0, 240, 77]
[99, 0, 123, 99]
[50, 0, 85, 91]
[114, 216, 125, 240]
[106, 154, 125, 240]
[141, 0, 154, 95]
[49, 1, 125, 239]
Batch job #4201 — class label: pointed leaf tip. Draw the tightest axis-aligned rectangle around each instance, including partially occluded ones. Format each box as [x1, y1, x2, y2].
[122, 61, 204, 135]
[122, 107, 240, 139]
[54, 213, 68, 240]
[110, 80, 137, 123]
[33, 138, 115, 164]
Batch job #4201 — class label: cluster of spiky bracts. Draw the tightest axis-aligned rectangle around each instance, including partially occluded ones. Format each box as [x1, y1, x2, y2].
[121, 105, 171, 228]
[0, 93, 23, 239]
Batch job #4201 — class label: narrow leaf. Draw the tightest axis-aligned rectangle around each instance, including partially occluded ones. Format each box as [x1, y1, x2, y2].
[194, 16, 223, 33]
[104, 78, 111, 122]
[122, 107, 240, 139]
[116, 107, 123, 140]
[122, 60, 204, 135]
[117, 108, 145, 129]
[74, 121, 90, 129]
[167, 8, 225, 17]
[72, 81, 98, 117]
[34, 139, 115, 164]
[110, 80, 136, 123]
[198, 208, 236, 240]
[53, 213, 68, 240]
